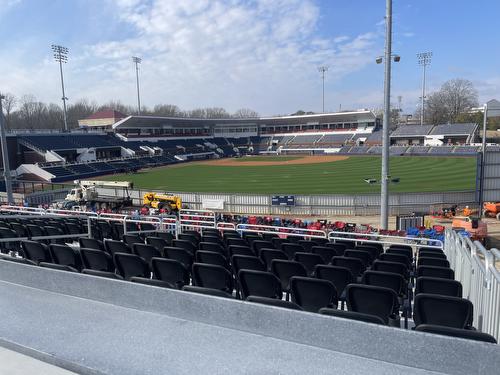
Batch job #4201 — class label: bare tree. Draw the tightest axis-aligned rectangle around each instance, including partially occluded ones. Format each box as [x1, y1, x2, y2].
[153, 104, 183, 117]
[232, 108, 259, 118]
[67, 99, 98, 128]
[1, 93, 17, 130]
[205, 107, 231, 119]
[424, 78, 479, 124]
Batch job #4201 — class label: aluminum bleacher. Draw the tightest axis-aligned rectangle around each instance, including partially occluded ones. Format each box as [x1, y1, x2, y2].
[429, 147, 455, 155]
[316, 133, 353, 146]
[406, 146, 430, 155]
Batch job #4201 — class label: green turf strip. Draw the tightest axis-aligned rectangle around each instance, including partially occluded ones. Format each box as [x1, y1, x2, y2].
[102, 156, 477, 194]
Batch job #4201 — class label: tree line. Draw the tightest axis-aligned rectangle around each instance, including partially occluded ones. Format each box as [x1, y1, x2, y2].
[0, 94, 260, 130]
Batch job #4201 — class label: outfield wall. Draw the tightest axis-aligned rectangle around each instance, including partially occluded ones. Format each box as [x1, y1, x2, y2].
[95, 187, 476, 216]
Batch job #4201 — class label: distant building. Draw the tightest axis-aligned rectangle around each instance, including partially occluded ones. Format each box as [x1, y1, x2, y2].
[78, 110, 127, 129]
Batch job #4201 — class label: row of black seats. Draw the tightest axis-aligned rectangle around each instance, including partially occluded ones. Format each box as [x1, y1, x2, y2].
[5, 226, 496, 344]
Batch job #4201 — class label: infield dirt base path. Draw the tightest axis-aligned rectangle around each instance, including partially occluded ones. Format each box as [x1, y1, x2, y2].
[199, 155, 349, 166]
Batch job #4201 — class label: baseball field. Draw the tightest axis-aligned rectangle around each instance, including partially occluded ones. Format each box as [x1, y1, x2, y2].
[102, 155, 477, 194]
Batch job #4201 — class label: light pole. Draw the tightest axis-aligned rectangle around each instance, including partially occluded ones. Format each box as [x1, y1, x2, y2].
[0, 94, 13, 204]
[52, 45, 69, 131]
[379, 0, 394, 230]
[132, 56, 142, 115]
[417, 52, 432, 126]
[318, 66, 328, 113]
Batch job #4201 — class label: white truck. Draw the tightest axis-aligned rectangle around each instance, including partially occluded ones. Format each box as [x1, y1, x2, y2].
[55, 180, 134, 210]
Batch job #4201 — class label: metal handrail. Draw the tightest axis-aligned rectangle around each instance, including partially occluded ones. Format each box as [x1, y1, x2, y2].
[235, 224, 327, 239]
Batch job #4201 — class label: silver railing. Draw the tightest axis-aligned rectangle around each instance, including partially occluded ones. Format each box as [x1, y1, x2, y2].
[444, 230, 500, 341]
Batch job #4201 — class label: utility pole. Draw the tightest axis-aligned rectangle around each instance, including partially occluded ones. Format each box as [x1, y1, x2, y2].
[0, 94, 13, 204]
[380, 0, 393, 230]
[52, 45, 69, 131]
[417, 52, 432, 125]
[132, 56, 142, 115]
[318, 66, 328, 113]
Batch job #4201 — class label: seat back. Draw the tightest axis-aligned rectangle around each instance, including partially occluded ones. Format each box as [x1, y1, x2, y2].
[232, 255, 266, 274]
[281, 243, 305, 260]
[196, 251, 229, 269]
[270, 259, 307, 291]
[80, 248, 114, 272]
[362, 270, 404, 296]
[133, 243, 161, 265]
[192, 263, 233, 293]
[311, 246, 338, 263]
[415, 277, 463, 298]
[417, 266, 455, 280]
[238, 270, 282, 300]
[417, 257, 450, 268]
[79, 237, 104, 251]
[154, 232, 174, 244]
[104, 239, 131, 255]
[152, 258, 189, 288]
[346, 284, 398, 324]
[252, 240, 274, 253]
[324, 242, 347, 255]
[259, 249, 288, 270]
[413, 293, 473, 329]
[418, 251, 447, 259]
[178, 233, 199, 246]
[297, 240, 318, 253]
[293, 252, 324, 276]
[172, 239, 196, 254]
[331, 256, 365, 276]
[228, 245, 254, 258]
[123, 234, 143, 247]
[145, 237, 169, 253]
[182, 285, 233, 298]
[50, 244, 81, 270]
[314, 265, 353, 297]
[163, 246, 194, 269]
[372, 260, 408, 279]
[344, 250, 372, 266]
[21, 241, 52, 264]
[379, 253, 410, 268]
[290, 276, 337, 313]
[113, 252, 150, 280]
[199, 242, 226, 255]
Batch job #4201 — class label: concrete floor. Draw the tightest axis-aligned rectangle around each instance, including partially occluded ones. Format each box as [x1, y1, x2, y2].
[0, 347, 76, 375]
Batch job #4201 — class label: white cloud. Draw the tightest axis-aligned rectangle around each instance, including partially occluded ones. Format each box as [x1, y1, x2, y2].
[2, 0, 383, 115]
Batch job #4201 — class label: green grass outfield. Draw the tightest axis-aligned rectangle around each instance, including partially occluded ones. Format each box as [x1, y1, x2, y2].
[103, 156, 477, 194]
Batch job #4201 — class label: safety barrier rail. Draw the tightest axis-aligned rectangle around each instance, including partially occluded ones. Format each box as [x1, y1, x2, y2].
[235, 224, 327, 239]
[444, 229, 500, 341]
[179, 209, 217, 232]
[327, 230, 443, 251]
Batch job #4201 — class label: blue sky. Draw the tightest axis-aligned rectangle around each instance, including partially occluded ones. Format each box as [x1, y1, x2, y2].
[0, 0, 498, 115]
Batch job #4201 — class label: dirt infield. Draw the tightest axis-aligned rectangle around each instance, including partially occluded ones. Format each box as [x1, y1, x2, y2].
[200, 155, 349, 166]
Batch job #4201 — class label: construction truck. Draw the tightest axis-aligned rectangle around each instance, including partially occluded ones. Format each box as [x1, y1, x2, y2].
[55, 180, 134, 210]
[143, 192, 182, 214]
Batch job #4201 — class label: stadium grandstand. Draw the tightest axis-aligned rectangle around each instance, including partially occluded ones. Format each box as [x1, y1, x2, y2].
[0, 109, 483, 183]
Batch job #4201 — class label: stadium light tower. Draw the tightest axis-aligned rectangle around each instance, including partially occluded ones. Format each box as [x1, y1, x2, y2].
[318, 66, 329, 113]
[417, 51, 432, 125]
[0, 94, 13, 204]
[379, 0, 394, 230]
[132, 56, 142, 115]
[52, 44, 69, 131]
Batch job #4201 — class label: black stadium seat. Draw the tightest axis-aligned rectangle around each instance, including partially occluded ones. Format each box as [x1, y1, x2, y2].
[80, 248, 114, 272]
[192, 263, 233, 294]
[113, 253, 150, 280]
[152, 258, 190, 289]
[21, 241, 52, 265]
[238, 270, 282, 300]
[415, 277, 462, 298]
[346, 284, 399, 326]
[413, 294, 473, 329]
[319, 308, 385, 325]
[290, 276, 337, 313]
